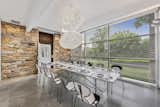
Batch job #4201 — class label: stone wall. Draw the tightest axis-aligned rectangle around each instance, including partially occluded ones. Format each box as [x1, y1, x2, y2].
[1, 22, 71, 79]
[53, 34, 71, 62]
[1, 22, 39, 79]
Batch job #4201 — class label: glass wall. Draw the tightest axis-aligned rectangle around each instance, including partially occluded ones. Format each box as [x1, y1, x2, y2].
[84, 26, 109, 68]
[71, 12, 156, 83]
[109, 13, 155, 83]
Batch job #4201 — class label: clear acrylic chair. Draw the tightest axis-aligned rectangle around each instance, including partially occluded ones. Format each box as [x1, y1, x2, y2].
[44, 63, 63, 104]
[109, 65, 124, 95]
[66, 81, 100, 107]
[36, 64, 46, 88]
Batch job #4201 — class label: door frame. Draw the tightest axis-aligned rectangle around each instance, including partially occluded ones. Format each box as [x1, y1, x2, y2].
[38, 31, 54, 64]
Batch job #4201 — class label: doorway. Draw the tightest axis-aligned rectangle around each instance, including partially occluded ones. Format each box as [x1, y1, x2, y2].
[38, 32, 53, 65]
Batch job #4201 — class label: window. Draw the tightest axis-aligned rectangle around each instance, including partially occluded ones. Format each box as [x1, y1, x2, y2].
[71, 12, 156, 83]
[109, 13, 155, 83]
[71, 33, 85, 62]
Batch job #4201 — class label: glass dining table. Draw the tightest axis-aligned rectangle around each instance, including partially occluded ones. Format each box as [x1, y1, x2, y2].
[47, 61, 120, 106]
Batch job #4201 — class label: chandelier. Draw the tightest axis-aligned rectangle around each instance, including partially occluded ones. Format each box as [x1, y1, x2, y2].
[60, 5, 84, 49]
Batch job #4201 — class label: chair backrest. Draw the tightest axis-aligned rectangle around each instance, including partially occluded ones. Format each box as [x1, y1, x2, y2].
[111, 65, 122, 73]
[41, 63, 50, 77]
[84, 92, 95, 105]
[74, 82, 82, 98]
[45, 64, 55, 78]
[66, 82, 76, 91]
[76, 82, 100, 106]
[81, 84, 100, 106]
[81, 84, 91, 97]
[87, 62, 93, 67]
[36, 64, 41, 74]
[51, 72, 56, 79]
[108, 65, 122, 82]
[66, 81, 100, 106]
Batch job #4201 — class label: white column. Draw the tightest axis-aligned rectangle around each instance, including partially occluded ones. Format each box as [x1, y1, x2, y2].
[155, 8, 160, 88]
[158, 9, 160, 88]
[0, 20, 1, 80]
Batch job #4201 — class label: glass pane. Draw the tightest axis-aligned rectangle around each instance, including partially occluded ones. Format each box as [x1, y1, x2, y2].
[109, 12, 155, 83]
[71, 44, 86, 62]
[71, 45, 82, 57]
[79, 12, 156, 83]
[85, 26, 107, 43]
[85, 42, 105, 58]
[110, 35, 150, 58]
[110, 59, 155, 82]
[110, 13, 155, 37]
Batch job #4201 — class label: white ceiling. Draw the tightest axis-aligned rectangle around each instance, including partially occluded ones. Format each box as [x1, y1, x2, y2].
[0, 0, 160, 32]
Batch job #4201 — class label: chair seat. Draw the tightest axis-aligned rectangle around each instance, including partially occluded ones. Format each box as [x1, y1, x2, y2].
[54, 78, 62, 84]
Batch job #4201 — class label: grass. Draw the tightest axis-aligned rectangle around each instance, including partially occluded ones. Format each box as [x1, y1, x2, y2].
[111, 59, 149, 63]
[86, 59, 152, 82]
[120, 66, 150, 82]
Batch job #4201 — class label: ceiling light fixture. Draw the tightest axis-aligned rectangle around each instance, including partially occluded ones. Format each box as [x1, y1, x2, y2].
[59, 31, 82, 49]
[59, 4, 84, 49]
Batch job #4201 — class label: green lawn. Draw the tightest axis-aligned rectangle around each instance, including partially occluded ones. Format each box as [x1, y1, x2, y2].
[120, 66, 150, 82]
[86, 59, 151, 82]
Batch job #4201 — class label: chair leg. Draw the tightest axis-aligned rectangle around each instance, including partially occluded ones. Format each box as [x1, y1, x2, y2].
[61, 87, 64, 103]
[58, 87, 60, 104]
[107, 82, 109, 97]
[74, 97, 76, 107]
[122, 81, 125, 95]
[37, 75, 39, 85]
[96, 104, 98, 107]
[77, 98, 79, 107]
[59, 87, 62, 104]
[56, 87, 59, 103]
[72, 96, 75, 107]
[72, 95, 73, 107]
[42, 77, 44, 89]
[110, 83, 113, 95]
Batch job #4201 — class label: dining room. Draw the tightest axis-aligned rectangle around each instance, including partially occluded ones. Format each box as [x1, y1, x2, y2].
[0, 0, 160, 107]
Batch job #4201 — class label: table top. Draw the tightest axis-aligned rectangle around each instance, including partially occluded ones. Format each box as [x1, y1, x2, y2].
[51, 61, 120, 82]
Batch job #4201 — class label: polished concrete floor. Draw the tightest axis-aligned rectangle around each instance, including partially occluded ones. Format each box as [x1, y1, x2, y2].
[0, 75, 160, 107]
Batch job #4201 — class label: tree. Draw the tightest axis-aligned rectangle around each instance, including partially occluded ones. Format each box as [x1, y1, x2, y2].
[134, 13, 155, 82]
[134, 13, 154, 29]
[110, 31, 142, 57]
[86, 27, 107, 57]
[87, 29, 149, 58]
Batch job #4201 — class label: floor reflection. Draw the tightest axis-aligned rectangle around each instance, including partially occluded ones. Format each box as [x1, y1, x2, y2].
[0, 75, 159, 107]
